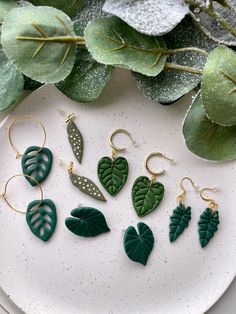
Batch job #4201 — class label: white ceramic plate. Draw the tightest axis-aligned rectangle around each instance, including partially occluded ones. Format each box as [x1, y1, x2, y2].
[0, 69, 235, 314]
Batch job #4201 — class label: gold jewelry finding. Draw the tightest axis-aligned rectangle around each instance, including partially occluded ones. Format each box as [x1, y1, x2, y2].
[145, 152, 176, 181]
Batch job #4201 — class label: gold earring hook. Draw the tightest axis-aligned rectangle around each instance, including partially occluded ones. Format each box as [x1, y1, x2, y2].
[8, 116, 47, 158]
[199, 187, 220, 211]
[177, 176, 200, 203]
[145, 152, 176, 181]
[109, 128, 137, 158]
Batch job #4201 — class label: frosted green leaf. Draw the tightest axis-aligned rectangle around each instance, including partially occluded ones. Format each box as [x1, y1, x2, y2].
[183, 92, 236, 161]
[56, 48, 114, 102]
[103, 0, 189, 36]
[202, 46, 236, 126]
[0, 49, 24, 111]
[29, 0, 85, 17]
[133, 17, 215, 104]
[0, 0, 17, 33]
[84, 16, 167, 76]
[1, 6, 77, 83]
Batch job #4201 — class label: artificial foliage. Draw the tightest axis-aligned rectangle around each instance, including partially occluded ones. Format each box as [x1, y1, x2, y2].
[1, 0, 236, 161]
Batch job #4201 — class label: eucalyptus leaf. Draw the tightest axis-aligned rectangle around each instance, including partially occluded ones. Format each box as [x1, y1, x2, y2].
[133, 16, 215, 104]
[29, 0, 85, 17]
[1, 6, 77, 83]
[0, 0, 17, 33]
[202, 46, 236, 126]
[84, 16, 167, 76]
[183, 92, 236, 161]
[0, 49, 24, 111]
[103, 0, 189, 36]
[56, 48, 114, 102]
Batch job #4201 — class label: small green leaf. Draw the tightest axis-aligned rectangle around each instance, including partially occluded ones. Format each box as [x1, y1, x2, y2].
[132, 176, 164, 217]
[183, 92, 236, 161]
[198, 207, 220, 248]
[56, 48, 114, 102]
[124, 222, 154, 266]
[169, 203, 191, 242]
[22, 146, 53, 186]
[0, 49, 24, 111]
[98, 156, 129, 196]
[202, 46, 236, 126]
[70, 173, 106, 202]
[65, 207, 110, 237]
[67, 119, 83, 163]
[84, 16, 167, 76]
[0, 0, 17, 33]
[26, 199, 57, 242]
[1, 6, 77, 83]
[29, 0, 85, 17]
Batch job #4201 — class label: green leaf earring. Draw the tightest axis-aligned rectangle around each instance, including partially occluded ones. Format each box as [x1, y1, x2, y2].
[198, 187, 220, 248]
[132, 152, 175, 217]
[8, 116, 53, 186]
[98, 128, 137, 196]
[0, 174, 57, 242]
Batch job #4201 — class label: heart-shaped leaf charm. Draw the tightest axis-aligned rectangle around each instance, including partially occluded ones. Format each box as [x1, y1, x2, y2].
[21, 146, 53, 186]
[26, 199, 57, 242]
[98, 156, 129, 196]
[198, 207, 220, 248]
[132, 176, 164, 217]
[169, 203, 191, 242]
[124, 222, 154, 266]
[65, 207, 110, 237]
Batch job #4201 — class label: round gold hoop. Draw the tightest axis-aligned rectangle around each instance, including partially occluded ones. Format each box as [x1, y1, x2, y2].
[0, 174, 43, 213]
[145, 152, 175, 180]
[109, 128, 136, 152]
[8, 116, 47, 158]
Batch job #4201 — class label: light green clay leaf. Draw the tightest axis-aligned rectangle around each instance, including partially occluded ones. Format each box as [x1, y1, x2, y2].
[1, 6, 76, 83]
[29, 0, 85, 17]
[183, 91, 236, 161]
[202, 46, 236, 126]
[84, 16, 167, 76]
[133, 16, 216, 104]
[56, 48, 114, 102]
[0, 0, 17, 33]
[0, 49, 24, 111]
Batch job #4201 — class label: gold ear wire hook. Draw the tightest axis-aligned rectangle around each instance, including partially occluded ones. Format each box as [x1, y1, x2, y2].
[65, 113, 76, 123]
[177, 176, 200, 203]
[145, 152, 176, 181]
[109, 128, 137, 158]
[199, 187, 220, 211]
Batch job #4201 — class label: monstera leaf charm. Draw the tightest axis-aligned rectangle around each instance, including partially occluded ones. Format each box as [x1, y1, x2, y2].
[65, 207, 110, 237]
[67, 118, 83, 164]
[124, 222, 154, 266]
[169, 203, 191, 242]
[21, 146, 53, 186]
[26, 199, 57, 242]
[132, 176, 164, 217]
[198, 208, 220, 248]
[97, 156, 129, 196]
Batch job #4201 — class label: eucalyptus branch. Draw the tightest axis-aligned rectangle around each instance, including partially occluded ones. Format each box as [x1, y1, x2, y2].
[164, 62, 203, 75]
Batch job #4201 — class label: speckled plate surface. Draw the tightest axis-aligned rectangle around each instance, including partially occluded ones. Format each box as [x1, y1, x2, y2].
[0, 69, 235, 314]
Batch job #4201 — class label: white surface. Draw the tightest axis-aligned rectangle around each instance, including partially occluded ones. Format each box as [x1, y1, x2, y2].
[0, 69, 235, 314]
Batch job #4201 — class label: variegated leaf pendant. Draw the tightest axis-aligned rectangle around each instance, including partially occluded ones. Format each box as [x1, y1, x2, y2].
[66, 113, 83, 164]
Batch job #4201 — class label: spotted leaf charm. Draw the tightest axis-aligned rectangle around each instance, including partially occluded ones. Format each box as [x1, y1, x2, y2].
[198, 208, 220, 248]
[22, 146, 53, 186]
[124, 222, 154, 266]
[169, 203, 191, 242]
[65, 207, 110, 237]
[26, 199, 57, 242]
[98, 156, 129, 196]
[132, 176, 164, 217]
[67, 119, 83, 164]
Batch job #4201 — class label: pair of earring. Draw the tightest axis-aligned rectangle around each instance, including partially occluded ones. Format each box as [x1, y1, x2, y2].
[169, 177, 220, 248]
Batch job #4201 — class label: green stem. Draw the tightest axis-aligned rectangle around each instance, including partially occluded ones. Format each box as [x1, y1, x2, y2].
[164, 62, 203, 75]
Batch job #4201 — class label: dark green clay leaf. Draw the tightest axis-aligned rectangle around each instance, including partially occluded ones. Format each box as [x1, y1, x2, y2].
[202, 46, 236, 126]
[198, 207, 220, 248]
[65, 207, 110, 237]
[67, 119, 83, 164]
[183, 92, 236, 161]
[22, 146, 53, 186]
[124, 222, 154, 266]
[133, 16, 216, 104]
[0, 49, 24, 111]
[26, 199, 57, 242]
[84, 16, 167, 76]
[169, 203, 191, 242]
[70, 173, 106, 202]
[98, 156, 129, 196]
[56, 48, 114, 103]
[132, 176, 164, 217]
